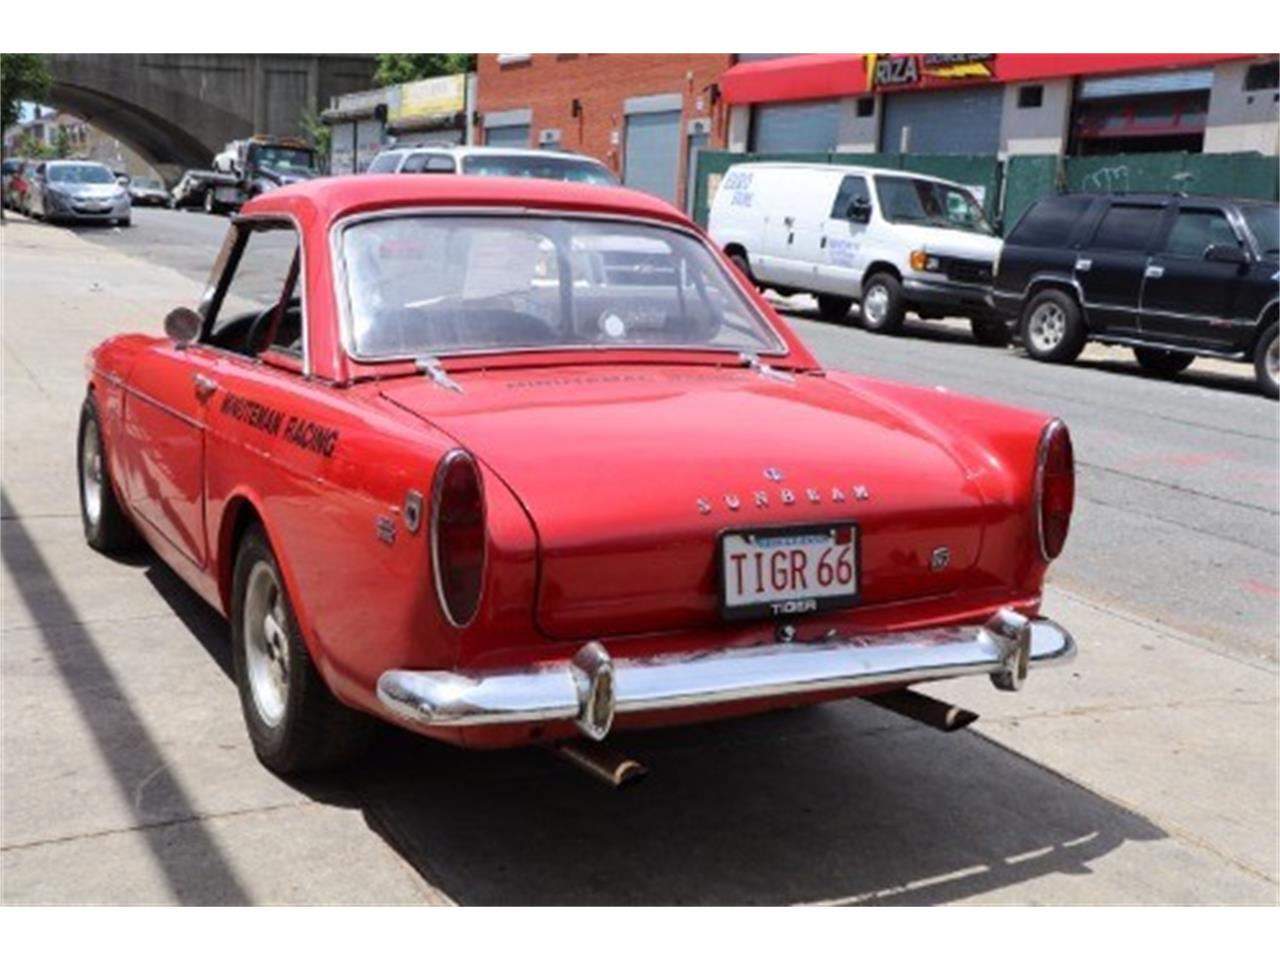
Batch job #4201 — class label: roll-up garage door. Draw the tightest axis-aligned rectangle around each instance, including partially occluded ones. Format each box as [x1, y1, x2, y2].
[750, 99, 841, 153]
[624, 110, 682, 204]
[485, 124, 531, 148]
[882, 85, 1004, 155]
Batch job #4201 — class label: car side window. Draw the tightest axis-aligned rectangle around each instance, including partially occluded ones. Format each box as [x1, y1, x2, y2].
[1089, 204, 1163, 252]
[1007, 195, 1094, 247]
[203, 223, 303, 361]
[1162, 209, 1241, 258]
[829, 175, 869, 219]
[423, 155, 457, 173]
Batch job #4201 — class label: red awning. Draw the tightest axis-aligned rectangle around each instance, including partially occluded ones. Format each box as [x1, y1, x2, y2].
[721, 53, 1259, 105]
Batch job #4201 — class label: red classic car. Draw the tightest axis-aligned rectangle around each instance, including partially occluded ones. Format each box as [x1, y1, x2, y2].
[78, 174, 1077, 777]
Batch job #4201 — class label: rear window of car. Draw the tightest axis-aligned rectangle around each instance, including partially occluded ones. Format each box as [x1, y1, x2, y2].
[1089, 204, 1164, 252]
[460, 154, 619, 186]
[1007, 195, 1093, 247]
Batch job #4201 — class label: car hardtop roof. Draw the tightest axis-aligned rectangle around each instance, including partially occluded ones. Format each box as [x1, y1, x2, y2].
[1065, 190, 1269, 206]
[726, 160, 963, 187]
[243, 173, 690, 227]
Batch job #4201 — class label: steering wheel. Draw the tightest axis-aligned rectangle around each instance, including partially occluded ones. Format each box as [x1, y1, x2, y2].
[245, 297, 300, 356]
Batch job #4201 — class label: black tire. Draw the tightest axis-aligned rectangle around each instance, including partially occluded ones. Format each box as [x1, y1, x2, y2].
[231, 525, 374, 773]
[817, 294, 853, 323]
[1133, 346, 1194, 377]
[203, 189, 218, 216]
[117, 217, 132, 228]
[1254, 324, 1279, 400]
[1020, 288, 1086, 364]
[971, 317, 1012, 347]
[77, 394, 140, 554]
[859, 272, 906, 334]
[727, 249, 757, 288]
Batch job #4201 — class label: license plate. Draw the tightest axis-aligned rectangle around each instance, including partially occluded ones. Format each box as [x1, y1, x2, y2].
[719, 524, 859, 620]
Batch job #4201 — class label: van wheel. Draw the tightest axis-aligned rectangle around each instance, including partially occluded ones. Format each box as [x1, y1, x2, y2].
[971, 317, 1012, 347]
[203, 190, 218, 215]
[1254, 324, 1278, 399]
[231, 525, 374, 773]
[1021, 289, 1085, 363]
[727, 250, 759, 290]
[859, 273, 905, 334]
[817, 295, 853, 323]
[1133, 347, 1194, 378]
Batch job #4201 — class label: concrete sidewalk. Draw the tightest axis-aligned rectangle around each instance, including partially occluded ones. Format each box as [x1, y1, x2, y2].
[2, 219, 1276, 904]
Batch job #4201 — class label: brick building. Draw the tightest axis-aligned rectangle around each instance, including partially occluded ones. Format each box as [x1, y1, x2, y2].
[475, 54, 734, 211]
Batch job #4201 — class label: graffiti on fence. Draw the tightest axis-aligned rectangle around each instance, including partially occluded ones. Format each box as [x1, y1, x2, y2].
[1079, 165, 1131, 194]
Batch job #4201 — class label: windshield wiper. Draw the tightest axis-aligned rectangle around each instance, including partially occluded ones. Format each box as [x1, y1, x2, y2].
[739, 351, 794, 383]
[414, 355, 462, 393]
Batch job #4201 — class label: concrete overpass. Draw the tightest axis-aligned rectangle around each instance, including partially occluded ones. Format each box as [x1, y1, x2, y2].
[46, 54, 376, 185]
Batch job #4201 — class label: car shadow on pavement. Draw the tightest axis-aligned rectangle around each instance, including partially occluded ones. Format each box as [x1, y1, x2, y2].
[126, 532, 1167, 906]
[1070, 357, 1262, 398]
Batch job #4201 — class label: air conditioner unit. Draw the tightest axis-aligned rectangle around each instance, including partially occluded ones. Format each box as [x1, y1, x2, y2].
[538, 129, 562, 146]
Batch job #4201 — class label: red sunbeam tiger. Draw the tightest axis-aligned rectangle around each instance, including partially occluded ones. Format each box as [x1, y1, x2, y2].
[78, 174, 1076, 774]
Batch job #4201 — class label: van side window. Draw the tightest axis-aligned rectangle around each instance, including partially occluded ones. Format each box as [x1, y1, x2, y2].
[1162, 209, 1240, 258]
[830, 175, 869, 219]
[1007, 195, 1093, 247]
[1090, 204, 1163, 252]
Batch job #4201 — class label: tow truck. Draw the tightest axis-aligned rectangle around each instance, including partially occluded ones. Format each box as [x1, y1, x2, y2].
[175, 135, 319, 215]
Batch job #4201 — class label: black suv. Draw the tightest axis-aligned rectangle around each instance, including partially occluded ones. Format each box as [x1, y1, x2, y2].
[992, 193, 1279, 397]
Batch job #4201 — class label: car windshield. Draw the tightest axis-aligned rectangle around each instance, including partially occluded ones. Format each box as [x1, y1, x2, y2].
[1242, 204, 1279, 256]
[340, 215, 784, 359]
[874, 176, 992, 234]
[133, 177, 163, 189]
[366, 152, 403, 173]
[461, 154, 619, 185]
[48, 163, 115, 184]
[252, 145, 314, 174]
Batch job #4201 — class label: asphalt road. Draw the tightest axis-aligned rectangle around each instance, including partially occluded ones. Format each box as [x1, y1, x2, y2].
[70, 207, 1280, 663]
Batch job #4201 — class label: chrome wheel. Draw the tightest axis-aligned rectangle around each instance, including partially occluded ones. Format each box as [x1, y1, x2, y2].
[863, 285, 890, 324]
[243, 560, 290, 728]
[81, 418, 102, 528]
[1027, 302, 1067, 353]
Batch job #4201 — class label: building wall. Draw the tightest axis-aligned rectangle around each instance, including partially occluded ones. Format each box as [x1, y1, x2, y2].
[476, 54, 734, 208]
[998, 78, 1073, 157]
[1204, 58, 1280, 155]
[835, 95, 879, 153]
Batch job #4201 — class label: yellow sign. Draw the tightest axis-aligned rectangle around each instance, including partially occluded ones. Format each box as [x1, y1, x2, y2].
[864, 54, 994, 89]
[390, 74, 466, 124]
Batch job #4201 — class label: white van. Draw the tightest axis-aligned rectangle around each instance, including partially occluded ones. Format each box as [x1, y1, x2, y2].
[365, 145, 618, 186]
[709, 162, 1007, 344]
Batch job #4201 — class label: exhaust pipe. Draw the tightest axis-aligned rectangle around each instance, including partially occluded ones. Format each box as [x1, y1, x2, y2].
[553, 740, 648, 788]
[865, 689, 979, 733]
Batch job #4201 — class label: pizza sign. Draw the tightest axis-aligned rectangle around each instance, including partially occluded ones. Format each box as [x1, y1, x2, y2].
[865, 54, 996, 89]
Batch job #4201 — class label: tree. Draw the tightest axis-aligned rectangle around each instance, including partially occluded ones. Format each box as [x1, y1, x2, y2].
[53, 124, 73, 158]
[299, 107, 331, 173]
[1, 54, 51, 135]
[374, 54, 475, 87]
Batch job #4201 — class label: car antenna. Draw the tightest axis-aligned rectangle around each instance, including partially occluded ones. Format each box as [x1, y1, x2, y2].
[414, 355, 463, 393]
[738, 351, 794, 383]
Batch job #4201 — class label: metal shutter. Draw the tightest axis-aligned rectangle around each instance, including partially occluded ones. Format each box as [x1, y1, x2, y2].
[623, 110, 682, 204]
[485, 124, 531, 148]
[881, 85, 1004, 155]
[750, 99, 840, 153]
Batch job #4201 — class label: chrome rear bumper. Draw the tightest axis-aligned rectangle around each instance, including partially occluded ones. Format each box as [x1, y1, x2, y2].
[377, 608, 1075, 741]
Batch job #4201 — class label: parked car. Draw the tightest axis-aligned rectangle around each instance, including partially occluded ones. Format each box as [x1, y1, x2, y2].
[366, 144, 619, 186]
[28, 160, 131, 226]
[992, 192, 1280, 398]
[78, 175, 1076, 775]
[127, 175, 171, 207]
[2, 157, 26, 209]
[170, 170, 209, 210]
[709, 162, 1008, 345]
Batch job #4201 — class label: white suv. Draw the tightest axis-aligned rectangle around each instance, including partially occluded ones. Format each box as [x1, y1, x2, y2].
[365, 145, 618, 186]
[709, 162, 1006, 344]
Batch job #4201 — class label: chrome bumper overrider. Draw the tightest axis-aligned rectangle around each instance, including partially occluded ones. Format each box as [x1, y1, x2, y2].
[377, 608, 1076, 741]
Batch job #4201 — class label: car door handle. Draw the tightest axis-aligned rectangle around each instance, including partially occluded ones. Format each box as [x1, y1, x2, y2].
[193, 374, 219, 401]
[820, 236, 828, 249]
[1075, 258, 1092, 273]
[1145, 265, 1165, 279]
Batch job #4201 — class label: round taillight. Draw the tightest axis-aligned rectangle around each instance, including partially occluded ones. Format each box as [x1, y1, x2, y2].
[431, 450, 486, 628]
[1035, 419, 1074, 561]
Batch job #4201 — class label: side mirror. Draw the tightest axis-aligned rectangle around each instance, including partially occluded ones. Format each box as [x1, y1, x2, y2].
[164, 307, 202, 346]
[116, 176, 129, 186]
[846, 197, 872, 223]
[1204, 244, 1247, 265]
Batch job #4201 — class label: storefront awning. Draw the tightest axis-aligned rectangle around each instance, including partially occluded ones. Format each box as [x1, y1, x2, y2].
[721, 53, 1259, 105]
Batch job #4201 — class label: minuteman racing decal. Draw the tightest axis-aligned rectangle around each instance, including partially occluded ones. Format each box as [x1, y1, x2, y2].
[219, 391, 340, 458]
